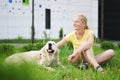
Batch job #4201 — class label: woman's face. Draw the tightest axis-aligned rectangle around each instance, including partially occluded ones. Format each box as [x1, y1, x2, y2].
[73, 16, 85, 30]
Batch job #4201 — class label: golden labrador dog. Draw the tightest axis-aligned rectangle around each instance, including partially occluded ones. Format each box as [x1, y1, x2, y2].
[5, 41, 64, 71]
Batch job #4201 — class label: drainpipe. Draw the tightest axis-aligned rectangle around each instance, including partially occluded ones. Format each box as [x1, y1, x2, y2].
[31, 0, 35, 44]
[101, 0, 104, 40]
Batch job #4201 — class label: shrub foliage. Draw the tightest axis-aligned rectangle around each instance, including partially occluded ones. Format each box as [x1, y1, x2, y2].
[117, 42, 120, 49]
[0, 44, 15, 55]
[100, 41, 115, 49]
[59, 28, 63, 39]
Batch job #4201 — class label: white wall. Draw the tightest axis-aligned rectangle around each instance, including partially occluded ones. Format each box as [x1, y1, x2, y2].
[0, 0, 98, 39]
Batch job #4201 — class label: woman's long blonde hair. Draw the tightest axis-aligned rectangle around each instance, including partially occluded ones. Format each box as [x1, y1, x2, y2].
[78, 15, 89, 29]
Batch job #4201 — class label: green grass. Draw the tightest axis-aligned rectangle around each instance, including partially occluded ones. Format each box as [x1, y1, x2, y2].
[0, 39, 60, 43]
[0, 45, 120, 80]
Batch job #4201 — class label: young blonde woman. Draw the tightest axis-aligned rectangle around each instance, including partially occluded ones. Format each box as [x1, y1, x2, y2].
[56, 14, 115, 72]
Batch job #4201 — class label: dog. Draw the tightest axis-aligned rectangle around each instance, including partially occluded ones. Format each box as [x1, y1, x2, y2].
[5, 41, 64, 71]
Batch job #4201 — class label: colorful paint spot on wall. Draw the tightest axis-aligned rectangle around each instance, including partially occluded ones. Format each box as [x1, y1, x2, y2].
[19, 1, 21, 3]
[12, 7, 14, 10]
[5, 4, 7, 7]
[39, 4, 42, 8]
[15, 1, 17, 3]
[18, 8, 21, 10]
[9, 10, 11, 13]
[23, 12, 25, 14]
[9, 0, 12, 3]
[23, 0, 29, 5]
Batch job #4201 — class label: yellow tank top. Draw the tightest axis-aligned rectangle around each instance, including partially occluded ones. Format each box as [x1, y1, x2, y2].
[65, 29, 93, 51]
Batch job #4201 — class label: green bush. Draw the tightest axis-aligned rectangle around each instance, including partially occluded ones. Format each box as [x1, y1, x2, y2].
[59, 28, 63, 39]
[94, 36, 102, 43]
[22, 44, 34, 51]
[35, 41, 46, 50]
[117, 42, 120, 49]
[100, 41, 115, 49]
[17, 35, 23, 40]
[43, 31, 51, 40]
[0, 44, 15, 55]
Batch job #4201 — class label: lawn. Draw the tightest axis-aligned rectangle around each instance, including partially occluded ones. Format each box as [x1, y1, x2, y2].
[0, 43, 120, 80]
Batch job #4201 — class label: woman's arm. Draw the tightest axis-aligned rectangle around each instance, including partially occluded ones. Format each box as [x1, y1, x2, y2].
[73, 31, 94, 56]
[56, 38, 67, 48]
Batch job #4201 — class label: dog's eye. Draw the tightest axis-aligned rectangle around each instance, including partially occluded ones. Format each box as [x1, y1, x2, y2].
[53, 43, 55, 45]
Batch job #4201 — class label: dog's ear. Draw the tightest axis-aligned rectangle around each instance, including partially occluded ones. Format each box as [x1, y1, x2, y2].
[41, 46, 48, 56]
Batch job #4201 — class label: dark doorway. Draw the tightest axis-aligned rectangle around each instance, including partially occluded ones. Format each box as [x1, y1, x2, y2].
[45, 9, 51, 29]
[99, 0, 120, 40]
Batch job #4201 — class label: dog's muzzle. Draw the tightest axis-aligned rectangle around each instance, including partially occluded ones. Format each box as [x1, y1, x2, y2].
[47, 49, 54, 53]
[47, 43, 55, 53]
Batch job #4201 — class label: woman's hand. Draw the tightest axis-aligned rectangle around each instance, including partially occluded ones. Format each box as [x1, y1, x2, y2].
[68, 54, 76, 63]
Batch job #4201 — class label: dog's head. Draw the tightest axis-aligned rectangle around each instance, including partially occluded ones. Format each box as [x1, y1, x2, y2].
[45, 41, 58, 54]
